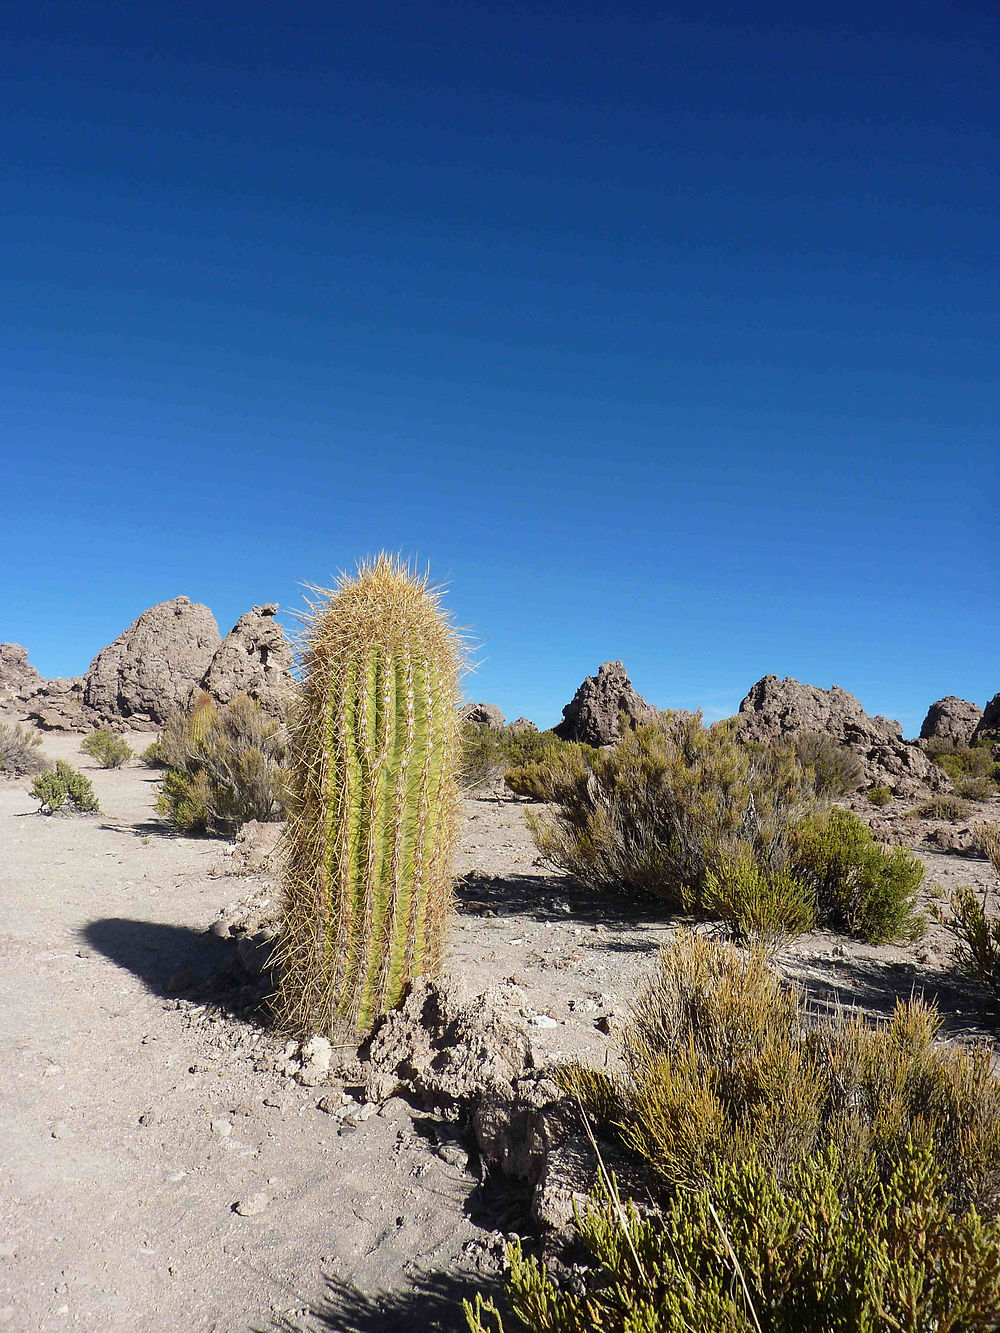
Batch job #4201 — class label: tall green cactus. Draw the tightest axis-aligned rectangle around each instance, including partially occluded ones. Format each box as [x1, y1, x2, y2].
[276, 555, 464, 1037]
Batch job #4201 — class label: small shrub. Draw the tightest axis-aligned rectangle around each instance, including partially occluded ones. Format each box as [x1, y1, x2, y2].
[505, 740, 595, 802]
[80, 729, 134, 769]
[789, 806, 925, 943]
[155, 693, 288, 835]
[30, 759, 99, 813]
[867, 784, 892, 807]
[929, 742, 1000, 787]
[0, 722, 48, 776]
[949, 885, 1000, 995]
[957, 775, 997, 802]
[793, 730, 864, 796]
[458, 724, 508, 789]
[977, 822, 1000, 877]
[471, 932, 1000, 1333]
[913, 793, 975, 822]
[700, 851, 816, 954]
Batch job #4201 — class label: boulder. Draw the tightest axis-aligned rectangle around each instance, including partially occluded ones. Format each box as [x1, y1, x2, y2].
[736, 675, 946, 796]
[83, 597, 221, 725]
[0, 643, 43, 708]
[507, 717, 538, 735]
[458, 701, 506, 730]
[24, 677, 94, 732]
[197, 604, 295, 717]
[919, 697, 982, 749]
[973, 694, 1000, 747]
[553, 661, 655, 747]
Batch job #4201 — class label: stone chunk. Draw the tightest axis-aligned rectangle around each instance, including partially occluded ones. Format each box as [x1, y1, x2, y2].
[553, 661, 655, 747]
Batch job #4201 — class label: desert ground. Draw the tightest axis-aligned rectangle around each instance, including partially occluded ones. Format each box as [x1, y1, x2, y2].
[1, 729, 998, 1333]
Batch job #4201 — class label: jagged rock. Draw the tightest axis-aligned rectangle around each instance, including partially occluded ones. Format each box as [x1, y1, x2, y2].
[973, 694, 1000, 747]
[736, 675, 947, 797]
[553, 661, 655, 747]
[83, 597, 221, 725]
[197, 604, 295, 717]
[24, 677, 95, 732]
[458, 702, 506, 730]
[920, 697, 982, 749]
[362, 977, 533, 1109]
[0, 643, 43, 708]
[473, 1072, 574, 1184]
[506, 717, 538, 735]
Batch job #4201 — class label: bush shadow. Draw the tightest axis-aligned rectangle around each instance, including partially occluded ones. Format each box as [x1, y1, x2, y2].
[454, 870, 669, 933]
[267, 1267, 502, 1333]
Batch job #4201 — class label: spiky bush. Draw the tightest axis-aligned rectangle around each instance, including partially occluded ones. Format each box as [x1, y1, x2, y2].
[867, 784, 892, 807]
[505, 740, 597, 803]
[789, 806, 925, 944]
[275, 556, 464, 1038]
[468, 932, 1000, 1333]
[948, 824, 1000, 997]
[80, 728, 134, 769]
[527, 713, 816, 908]
[792, 730, 864, 797]
[155, 692, 288, 835]
[700, 852, 816, 954]
[913, 793, 975, 822]
[0, 722, 48, 776]
[31, 759, 98, 813]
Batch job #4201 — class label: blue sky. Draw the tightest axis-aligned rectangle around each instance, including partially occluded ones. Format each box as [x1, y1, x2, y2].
[3, 1, 997, 735]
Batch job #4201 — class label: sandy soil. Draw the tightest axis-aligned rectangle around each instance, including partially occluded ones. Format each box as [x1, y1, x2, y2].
[2, 731, 998, 1332]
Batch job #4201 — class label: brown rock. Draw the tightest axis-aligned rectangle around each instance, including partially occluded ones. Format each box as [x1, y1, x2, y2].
[553, 661, 655, 747]
[83, 597, 221, 725]
[920, 697, 982, 748]
[197, 604, 295, 717]
[972, 694, 1000, 747]
[0, 644, 43, 708]
[458, 702, 506, 730]
[506, 717, 538, 735]
[736, 675, 946, 797]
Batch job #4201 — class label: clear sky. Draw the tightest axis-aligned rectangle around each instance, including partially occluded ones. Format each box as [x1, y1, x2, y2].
[3, 1, 997, 735]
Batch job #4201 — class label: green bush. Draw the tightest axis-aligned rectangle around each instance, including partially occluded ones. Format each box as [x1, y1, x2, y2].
[789, 806, 925, 944]
[459, 723, 508, 789]
[30, 760, 99, 813]
[527, 713, 816, 909]
[867, 785, 892, 807]
[155, 693, 288, 835]
[0, 722, 48, 777]
[913, 793, 975, 822]
[80, 729, 134, 769]
[947, 825, 1000, 997]
[505, 740, 596, 803]
[928, 742, 1000, 788]
[468, 932, 1000, 1333]
[458, 722, 593, 796]
[700, 851, 816, 954]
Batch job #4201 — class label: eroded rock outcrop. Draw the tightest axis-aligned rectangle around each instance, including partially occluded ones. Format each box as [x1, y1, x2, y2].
[973, 694, 1000, 747]
[736, 675, 946, 796]
[197, 604, 295, 717]
[919, 697, 982, 749]
[83, 597, 221, 725]
[553, 660, 655, 747]
[0, 643, 43, 708]
[458, 702, 506, 730]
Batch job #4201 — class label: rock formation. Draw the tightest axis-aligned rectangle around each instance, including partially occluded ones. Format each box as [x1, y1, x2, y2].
[458, 701, 506, 730]
[197, 604, 295, 717]
[736, 675, 946, 796]
[553, 661, 655, 747]
[972, 694, 1000, 747]
[83, 597, 221, 726]
[0, 643, 43, 710]
[507, 717, 538, 735]
[919, 697, 982, 749]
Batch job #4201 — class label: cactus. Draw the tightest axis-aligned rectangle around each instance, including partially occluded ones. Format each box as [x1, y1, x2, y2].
[276, 556, 464, 1037]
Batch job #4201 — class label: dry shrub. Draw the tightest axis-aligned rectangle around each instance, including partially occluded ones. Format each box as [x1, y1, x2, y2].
[947, 823, 1000, 997]
[956, 775, 997, 802]
[80, 728, 133, 769]
[155, 692, 288, 835]
[0, 722, 48, 776]
[505, 740, 595, 803]
[458, 723, 507, 789]
[528, 712, 815, 909]
[913, 793, 975, 822]
[469, 932, 1000, 1333]
[792, 730, 864, 796]
[789, 806, 925, 944]
[867, 784, 892, 807]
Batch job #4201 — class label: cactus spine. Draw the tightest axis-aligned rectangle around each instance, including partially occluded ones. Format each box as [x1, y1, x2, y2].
[276, 556, 463, 1037]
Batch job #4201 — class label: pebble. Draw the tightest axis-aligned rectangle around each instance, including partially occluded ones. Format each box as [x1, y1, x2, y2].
[210, 1118, 233, 1138]
[526, 1012, 559, 1028]
[233, 1192, 268, 1217]
[437, 1144, 470, 1169]
[51, 1121, 71, 1140]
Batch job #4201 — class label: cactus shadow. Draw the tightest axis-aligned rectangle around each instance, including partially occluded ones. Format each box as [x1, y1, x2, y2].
[266, 1267, 502, 1333]
[81, 917, 271, 1021]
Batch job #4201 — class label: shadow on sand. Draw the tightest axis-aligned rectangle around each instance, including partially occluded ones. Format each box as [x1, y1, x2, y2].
[266, 1268, 502, 1333]
[81, 917, 270, 1019]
